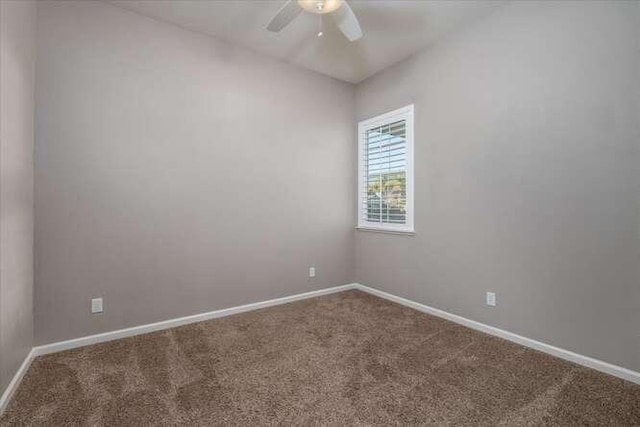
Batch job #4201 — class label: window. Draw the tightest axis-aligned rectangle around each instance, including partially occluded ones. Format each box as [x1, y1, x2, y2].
[358, 105, 414, 233]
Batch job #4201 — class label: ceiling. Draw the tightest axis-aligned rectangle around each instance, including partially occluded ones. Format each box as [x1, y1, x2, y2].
[108, 0, 507, 84]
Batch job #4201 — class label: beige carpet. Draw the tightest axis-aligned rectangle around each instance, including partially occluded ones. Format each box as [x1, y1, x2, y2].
[2, 289, 639, 425]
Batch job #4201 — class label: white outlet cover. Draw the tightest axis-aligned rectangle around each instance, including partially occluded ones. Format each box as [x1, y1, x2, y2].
[91, 297, 104, 314]
[309, 267, 316, 278]
[486, 292, 496, 307]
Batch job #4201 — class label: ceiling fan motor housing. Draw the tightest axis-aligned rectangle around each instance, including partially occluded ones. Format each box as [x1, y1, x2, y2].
[298, 0, 344, 15]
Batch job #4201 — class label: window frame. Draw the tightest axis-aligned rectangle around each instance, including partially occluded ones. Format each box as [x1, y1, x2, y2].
[357, 104, 414, 234]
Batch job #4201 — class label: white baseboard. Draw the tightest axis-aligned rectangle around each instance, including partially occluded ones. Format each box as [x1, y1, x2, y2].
[3, 281, 638, 416]
[354, 283, 640, 385]
[32, 283, 358, 357]
[1, 283, 356, 414]
[0, 349, 36, 414]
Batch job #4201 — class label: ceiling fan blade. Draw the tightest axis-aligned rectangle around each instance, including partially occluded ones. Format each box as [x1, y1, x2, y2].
[332, 1, 362, 41]
[266, 0, 303, 32]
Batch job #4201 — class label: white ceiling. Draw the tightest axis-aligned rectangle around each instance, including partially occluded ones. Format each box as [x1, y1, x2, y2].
[108, 0, 507, 84]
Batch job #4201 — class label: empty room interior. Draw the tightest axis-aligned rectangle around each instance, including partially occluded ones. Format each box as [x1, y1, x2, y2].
[1, 0, 640, 424]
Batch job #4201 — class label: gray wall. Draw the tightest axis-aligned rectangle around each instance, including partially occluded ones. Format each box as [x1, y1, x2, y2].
[355, 1, 640, 372]
[31, 0, 640, 375]
[0, 0, 36, 395]
[35, 1, 355, 344]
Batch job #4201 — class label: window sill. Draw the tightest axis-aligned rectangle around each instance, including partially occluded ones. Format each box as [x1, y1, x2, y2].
[355, 227, 415, 236]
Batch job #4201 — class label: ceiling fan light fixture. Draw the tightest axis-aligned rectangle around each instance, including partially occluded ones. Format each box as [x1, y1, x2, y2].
[298, 0, 343, 15]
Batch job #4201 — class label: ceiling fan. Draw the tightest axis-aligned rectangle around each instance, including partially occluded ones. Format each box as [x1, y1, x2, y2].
[266, 0, 363, 42]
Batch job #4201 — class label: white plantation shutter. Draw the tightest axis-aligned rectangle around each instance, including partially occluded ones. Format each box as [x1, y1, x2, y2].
[364, 120, 407, 224]
[358, 105, 414, 232]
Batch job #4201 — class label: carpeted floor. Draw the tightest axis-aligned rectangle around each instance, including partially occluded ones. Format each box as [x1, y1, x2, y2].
[2, 290, 639, 425]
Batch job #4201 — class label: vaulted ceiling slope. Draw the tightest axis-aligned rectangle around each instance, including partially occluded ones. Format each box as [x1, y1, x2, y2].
[108, 0, 507, 83]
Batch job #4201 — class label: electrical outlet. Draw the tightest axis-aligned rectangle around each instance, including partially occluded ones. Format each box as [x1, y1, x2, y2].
[91, 297, 103, 314]
[486, 292, 496, 307]
[309, 267, 316, 278]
